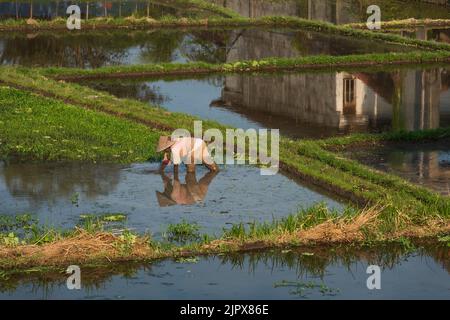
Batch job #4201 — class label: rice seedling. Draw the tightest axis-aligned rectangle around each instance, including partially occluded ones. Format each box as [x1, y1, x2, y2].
[166, 220, 201, 243]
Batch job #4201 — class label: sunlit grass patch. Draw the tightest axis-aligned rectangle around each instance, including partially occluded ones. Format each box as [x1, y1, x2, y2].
[0, 86, 160, 163]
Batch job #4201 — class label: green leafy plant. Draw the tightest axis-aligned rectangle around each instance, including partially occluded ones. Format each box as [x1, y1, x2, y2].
[166, 220, 201, 243]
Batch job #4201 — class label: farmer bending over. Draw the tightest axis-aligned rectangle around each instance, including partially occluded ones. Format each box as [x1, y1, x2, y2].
[157, 136, 218, 173]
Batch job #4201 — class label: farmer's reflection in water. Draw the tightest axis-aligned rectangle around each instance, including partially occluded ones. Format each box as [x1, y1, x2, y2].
[156, 170, 218, 207]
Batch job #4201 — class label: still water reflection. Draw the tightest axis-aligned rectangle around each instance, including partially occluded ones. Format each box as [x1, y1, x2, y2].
[84, 67, 450, 138]
[157, 171, 217, 207]
[0, 162, 343, 235]
[0, 27, 408, 68]
[346, 141, 450, 196]
[0, 245, 448, 299]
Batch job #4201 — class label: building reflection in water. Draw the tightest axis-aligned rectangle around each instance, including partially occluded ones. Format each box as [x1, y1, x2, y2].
[217, 68, 449, 137]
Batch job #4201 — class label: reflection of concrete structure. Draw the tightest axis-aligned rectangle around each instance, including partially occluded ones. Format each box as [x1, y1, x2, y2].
[213, 0, 360, 24]
[401, 27, 450, 44]
[408, 151, 450, 196]
[307, 0, 359, 24]
[371, 149, 450, 196]
[220, 69, 446, 137]
[218, 0, 300, 17]
[401, 69, 442, 131]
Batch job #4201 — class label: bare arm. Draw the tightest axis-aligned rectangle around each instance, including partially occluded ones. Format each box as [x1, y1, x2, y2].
[159, 152, 170, 172]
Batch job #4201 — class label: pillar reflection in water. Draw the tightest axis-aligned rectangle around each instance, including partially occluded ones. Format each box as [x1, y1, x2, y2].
[219, 68, 447, 138]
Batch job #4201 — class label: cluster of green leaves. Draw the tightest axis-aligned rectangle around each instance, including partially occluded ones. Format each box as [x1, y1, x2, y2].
[166, 220, 201, 243]
[79, 213, 127, 233]
[0, 213, 61, 245]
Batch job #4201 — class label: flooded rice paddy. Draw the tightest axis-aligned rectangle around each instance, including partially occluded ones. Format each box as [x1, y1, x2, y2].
[0, 162, 343, 236]
[0, 27, 410, 68]
[0, 0, 449, 301]
[345, 140, 450, 196]
[83, 67, 450, 139]
[0, 245, 448, 299]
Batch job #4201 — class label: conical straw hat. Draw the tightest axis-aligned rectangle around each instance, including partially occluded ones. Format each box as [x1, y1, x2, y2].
[156, 136, 176, 152]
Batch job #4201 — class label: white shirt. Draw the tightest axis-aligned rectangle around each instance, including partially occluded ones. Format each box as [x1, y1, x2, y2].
[170, 137, 208, 165]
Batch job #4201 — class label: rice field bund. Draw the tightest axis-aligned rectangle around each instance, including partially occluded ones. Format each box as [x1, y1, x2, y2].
[0, 0, 449, 301]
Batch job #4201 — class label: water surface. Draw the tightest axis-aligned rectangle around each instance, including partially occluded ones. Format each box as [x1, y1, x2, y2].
[0, 162, 343, 236]
[83, 67, 450, 139]
[0, 27, 409, 68]
[345, 141, 450, 196]
[1, 245, 448, 299]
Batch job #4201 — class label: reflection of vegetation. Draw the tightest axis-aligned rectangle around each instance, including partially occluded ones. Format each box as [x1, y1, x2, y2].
[180, 29, 230, 63]
[0, 28, 233, 67]
[2, 162, 122, 205]
[0, 30, 182, 67]
[85, 80, 169, 105]
[0, 242, 447, 295]
[138, 30, 184, 63]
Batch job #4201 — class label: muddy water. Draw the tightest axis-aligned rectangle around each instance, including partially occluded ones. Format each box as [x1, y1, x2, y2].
[214, 0, 450, 24]
[83, 67, 450, 139]
[345, 141, 450, 196]
[0, 27, 409, 68]
[0, 162, 343, 236]
[0, 245, 448, 299]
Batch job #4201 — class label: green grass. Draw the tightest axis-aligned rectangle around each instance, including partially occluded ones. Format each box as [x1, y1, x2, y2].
[0, 86, 160, 163]
[0, 67, 227, 134]
[222, 203, 348, 240]
[166, 220, 201, 243]
[37, 51, 450, 80]
[2, 15, 449, 51]
[316, 127, 450, 148]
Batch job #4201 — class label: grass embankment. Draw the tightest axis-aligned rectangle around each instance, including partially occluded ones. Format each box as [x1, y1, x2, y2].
[317, 127, 450, 149]
[1, 68, 448, 211]
[0, 67, 227, 134]
[0, 0, 240, 32]
[1, 15, 449, 52]
[2, 237, 447, 290]
[28, 16, 450, 79]
[0, 86, 161, 163]
[39, 51, 450, 80]
[0, 68, 448, 261]
[0, 204, 448, 270]
[344, 18, 450, 30]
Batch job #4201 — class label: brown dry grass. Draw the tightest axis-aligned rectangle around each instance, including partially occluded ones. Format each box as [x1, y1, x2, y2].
[1, 208, 448, 270]
[0, 230, 158, 269]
